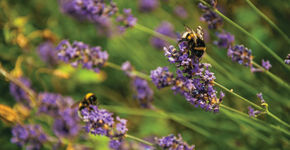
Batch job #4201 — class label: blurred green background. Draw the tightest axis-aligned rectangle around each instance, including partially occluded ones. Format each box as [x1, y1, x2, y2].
[0, 0, 289, 149]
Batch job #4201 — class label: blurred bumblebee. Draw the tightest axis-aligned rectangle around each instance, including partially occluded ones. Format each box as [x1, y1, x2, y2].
[179, 26, 206, 59]
[71, 93, 98, 118]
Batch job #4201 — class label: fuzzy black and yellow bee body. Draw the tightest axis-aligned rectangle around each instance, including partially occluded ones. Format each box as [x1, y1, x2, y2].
[179, 26, 206, 58]
[71, 93, 98, 115]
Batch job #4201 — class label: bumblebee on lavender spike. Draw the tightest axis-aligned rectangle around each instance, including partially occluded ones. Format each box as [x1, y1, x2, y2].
[71, 93, 98, 119]
[179, 26, 206, 59]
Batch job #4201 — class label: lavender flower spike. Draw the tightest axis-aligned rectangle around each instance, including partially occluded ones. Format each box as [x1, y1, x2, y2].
[227, 45, 253, 67]
[138, 0, 159, 12]
[9, 77, 32, 108]
[214, 31, 235, 49]
[11, 124, 47, 150]
[248, 106, 261, 117]
[150, 66, 174, 89]
[261, 59, 272, 70]
[156, 134, 195, 150]
[122, 61, 154, 108]
[56, 40, 109, 72]
[80, 105, 128, 150]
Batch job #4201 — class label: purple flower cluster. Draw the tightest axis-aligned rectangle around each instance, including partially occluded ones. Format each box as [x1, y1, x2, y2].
[53, 108, 80, 138]
[150, 66, 174, 89]
[59, 0, 136, 35]
[248, 106, 261, 117]
[56, 40, 108, 72]
[247, 93, 268, 117]
[261, 59, 272, 70]
[122, 61, 154, 108]
[174, 6, 188, 19]
[151, 21, 177, 49]
[80, 105, 128, 149]
[116, 9, 138, 33]
[198, 0, 223, 29]
[227, 45, 253, 67]
[9, 77, 32, 108]
[284, 54, 290, 65]
[37, 41, 58, 66]
[38, 93, 81, 137]
[138, 0, 159, 12]
[155, 134, 195, 150]
[213, 31, 234, 49]
[11, 124, 47, 150]
[152, 40, 224, 112]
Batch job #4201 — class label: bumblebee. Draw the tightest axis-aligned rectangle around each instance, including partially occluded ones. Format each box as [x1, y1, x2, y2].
[71, 93, 98, 114]
[178, 26, 206, 59]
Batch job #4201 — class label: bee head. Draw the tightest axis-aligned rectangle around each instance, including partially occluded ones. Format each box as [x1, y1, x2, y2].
[85, 93, 97, 103]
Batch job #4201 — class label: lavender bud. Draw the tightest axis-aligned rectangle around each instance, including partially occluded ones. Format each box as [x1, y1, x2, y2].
[11, 124, 47, 150]
[227, 45, 253, 67]
[138, 0, 159, 12]
[56, 40, 109, 72]
[9, 77, 32, 108]
[213, 31, 235, 49]
[37, 41, 58, 66]
[155, 134, 195, 150]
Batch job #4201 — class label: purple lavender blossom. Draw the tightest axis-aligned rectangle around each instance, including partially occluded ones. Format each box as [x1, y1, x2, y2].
[151, 21, 177, 49]
[150, 66, 174, 89]
[122, 61, 134, 77]
[56, 40, 109, 72]
[158, 38, 224, 112]
[285, 54, 290, 65]
[198, 0, 223, 30]
[261, 59, 271, 70]
[80, 105, 127, 149]
[156, 134, 195, 150]
[174, 6, 188, 19]
[133, 77, 154, 108]
[11, 124, 47, 150]
[37, 41, 58, 66]
[9, 77, 32, 107]
[116, 9, 137, 33]
[138, 0, 159, 12]
[248, 106, 261, 117]
[53, 108, 80, 138]
[38, 92, 74, 117]
[213, 31, 234, 49]
[227, 45, 253, 67]
[122, 61, 154, 108]
[59, 0, 118, 22]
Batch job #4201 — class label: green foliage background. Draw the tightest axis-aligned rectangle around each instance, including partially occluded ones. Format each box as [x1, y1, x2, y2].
[0, 0, 289, 149]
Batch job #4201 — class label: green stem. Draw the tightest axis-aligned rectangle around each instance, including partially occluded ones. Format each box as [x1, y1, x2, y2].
[245, 0, 290, 44]
[220, 104, 290, 135]
[252, 61, 290, 89]
[135, 23, 176, 44]
[198, 0, 290, 70]
[267, 111, 290, 128]
[214, 81, 262, 110]
[126, 134, 154, 146]
[217, 83, 290, 128]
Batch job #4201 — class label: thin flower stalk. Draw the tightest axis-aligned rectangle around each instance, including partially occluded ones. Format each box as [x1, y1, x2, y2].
[244, 0, 290, 44]
[252, 61, 290, 89]
[198, 0, 290, 70]
[126, 134, 154, 146]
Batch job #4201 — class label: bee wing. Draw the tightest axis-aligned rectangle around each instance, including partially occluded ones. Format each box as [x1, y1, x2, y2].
[196, 26, 204, 40]
[71, 100, 81, 109]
